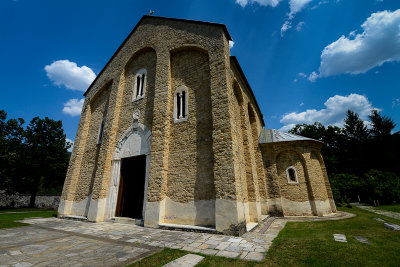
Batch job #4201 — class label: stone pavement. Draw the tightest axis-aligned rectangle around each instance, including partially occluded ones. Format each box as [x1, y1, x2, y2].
[0, 225, 160, 267]
[354, 204, 400, 220]
[0, 211, 354, 266]
[17, 217, 272, 262]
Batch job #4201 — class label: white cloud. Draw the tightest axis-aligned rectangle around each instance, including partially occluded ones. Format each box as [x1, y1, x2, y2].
[66, 138, 74, 152]
[45, 60, 96, 91]
[63, 98, 84, 117]
[289, 0, 313, 14]
[310, 0, 328, 10]
[281, 0, 313, 36]
[229, 40, 235, 49]
[295, 21, 305, 31]
[308, 71, 319, 82]
[393, 98, 400, 108]
[280, 93, 375, 131]
[281, 21, 292, 36]
[300, 102, 304, 106]
[235, 0, 283, 8]
[298, 72, 307, 78]
[312, 9, 400, 79]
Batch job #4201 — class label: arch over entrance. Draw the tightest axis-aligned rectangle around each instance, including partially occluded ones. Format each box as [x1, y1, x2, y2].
[105, 120, 152, 219]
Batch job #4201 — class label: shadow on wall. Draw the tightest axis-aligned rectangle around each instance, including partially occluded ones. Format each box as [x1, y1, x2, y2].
[193, 49, 215, 227]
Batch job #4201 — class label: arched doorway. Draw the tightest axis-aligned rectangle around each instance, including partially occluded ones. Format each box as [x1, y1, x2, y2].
[104, 118, 152, 219]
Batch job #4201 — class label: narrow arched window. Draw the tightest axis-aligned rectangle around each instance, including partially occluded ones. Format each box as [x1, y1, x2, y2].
[132, 69, 147, 101]
[286, 166, 299, 184]
[174, 85, 188, 123]
[97, 118, 105, 144]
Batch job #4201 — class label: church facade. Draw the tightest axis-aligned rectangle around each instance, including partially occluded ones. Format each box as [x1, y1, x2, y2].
[58, 16, 336, 235]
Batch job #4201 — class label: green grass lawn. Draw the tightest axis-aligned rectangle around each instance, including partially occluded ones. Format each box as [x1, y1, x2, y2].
[375, 204, 400, 213]
[0, 208, 57, 229]
[129, 206, 400, 267]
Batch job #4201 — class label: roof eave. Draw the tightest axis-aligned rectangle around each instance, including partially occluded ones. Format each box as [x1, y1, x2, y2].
[230, 56, 265, 127]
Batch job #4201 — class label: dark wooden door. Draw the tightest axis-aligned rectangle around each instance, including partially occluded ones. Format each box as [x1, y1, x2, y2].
[115, 155, 147, 219]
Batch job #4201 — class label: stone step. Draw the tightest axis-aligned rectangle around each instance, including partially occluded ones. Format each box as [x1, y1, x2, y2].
[107, 217, 144, 226]
[61, 215, 88, 221]
[246, 222, 258, 232]
[158, 223, 217, 233]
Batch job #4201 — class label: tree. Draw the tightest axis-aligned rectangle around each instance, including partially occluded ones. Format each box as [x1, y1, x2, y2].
[22, 117, 70, 207]
[369, 109, 396, 138]
[289, 122, 326, 141]
[343, 110, 369, 142]
[363, 170, 400, 204]
[0, 110, 25, 193]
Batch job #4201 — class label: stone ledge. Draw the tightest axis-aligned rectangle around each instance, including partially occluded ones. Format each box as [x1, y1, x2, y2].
[158, 223, 217, 233]
[107, 217, 144, 226]
[60, 215, 88, 221]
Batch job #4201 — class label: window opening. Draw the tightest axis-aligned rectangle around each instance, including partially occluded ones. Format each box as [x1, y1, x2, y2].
[140, 74, 145, 96]
[174, 85, 188, 123]
[177, 92, 181, 118]
[98, 119, 105, 144]
[132, 69, 146, 101]
[182, 91, 186, 118]
[286, 166, 298, 184]
[136, 76, 141, 97]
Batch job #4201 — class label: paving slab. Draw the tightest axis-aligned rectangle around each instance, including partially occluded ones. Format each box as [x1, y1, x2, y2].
[354, 236, 371, 245]
[333, 234, 347, 243]
[244, 252, 264, 262]
[162, 254, 204, 267]
[384, 223, 400, 231]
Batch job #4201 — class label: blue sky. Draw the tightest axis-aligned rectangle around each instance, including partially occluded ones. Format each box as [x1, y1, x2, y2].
[1, 0, 399, 145]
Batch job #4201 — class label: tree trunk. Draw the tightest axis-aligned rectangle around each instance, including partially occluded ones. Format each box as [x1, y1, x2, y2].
[29, 191, 36, 208]
[29, 177, 40, 208]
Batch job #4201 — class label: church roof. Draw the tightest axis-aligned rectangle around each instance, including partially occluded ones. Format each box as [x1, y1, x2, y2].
[259, 129, 322, 144]
[230, 56, 265, 127]
[84, 15, 232, 96]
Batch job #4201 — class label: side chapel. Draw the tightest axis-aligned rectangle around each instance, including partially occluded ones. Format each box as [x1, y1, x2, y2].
[59, 16, 336, 235]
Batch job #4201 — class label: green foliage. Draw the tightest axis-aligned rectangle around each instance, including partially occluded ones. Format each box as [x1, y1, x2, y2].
[369, 109, 396, 138]
[363, 169, 400, 204]
[289, 109, 400, 204]
[329, 173, 362, 204]
[343, 110, 369, 142]
[0, 110, 70, 206]
[0, 111, 25, 193]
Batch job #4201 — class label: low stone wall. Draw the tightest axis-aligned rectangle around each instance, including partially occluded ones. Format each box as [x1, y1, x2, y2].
[0, 192, 60, 209]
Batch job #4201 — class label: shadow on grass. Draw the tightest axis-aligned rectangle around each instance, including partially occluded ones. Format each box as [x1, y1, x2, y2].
[0, 208, 57, 229]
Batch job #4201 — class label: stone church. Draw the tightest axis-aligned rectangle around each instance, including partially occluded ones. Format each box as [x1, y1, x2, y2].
[58, 16, 336, 235]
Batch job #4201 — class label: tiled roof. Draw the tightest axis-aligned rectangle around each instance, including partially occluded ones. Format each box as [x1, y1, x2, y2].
[259, 129, 322, 144]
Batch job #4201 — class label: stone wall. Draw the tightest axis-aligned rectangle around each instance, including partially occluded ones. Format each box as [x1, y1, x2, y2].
[0, 192, 60, 209]
[260, 141, 336, 216]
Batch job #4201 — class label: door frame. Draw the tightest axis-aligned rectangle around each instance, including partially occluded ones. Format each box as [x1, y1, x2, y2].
[104, 121, 152, 220]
